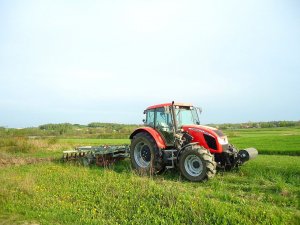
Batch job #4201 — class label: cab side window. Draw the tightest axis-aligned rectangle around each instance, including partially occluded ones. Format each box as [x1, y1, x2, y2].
[155, 107, 172, 132]
[146, 109, 155, 127]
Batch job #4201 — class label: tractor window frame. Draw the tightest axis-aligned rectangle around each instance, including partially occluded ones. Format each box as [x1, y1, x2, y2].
[145, 109, 155, 127]
[154, 107, 174, 146]
[145, 107, 175, 146]
[155, 107, 173, 131]
[175, 106, 200, 127]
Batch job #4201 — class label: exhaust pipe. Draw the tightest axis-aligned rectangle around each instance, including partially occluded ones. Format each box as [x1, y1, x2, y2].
[237, 148, 258, 164]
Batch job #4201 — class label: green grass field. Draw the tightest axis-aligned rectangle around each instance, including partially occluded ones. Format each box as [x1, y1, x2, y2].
[0, 156, 299, 224]
[0, 127, 299, 224]
[226, 127, 300, 156]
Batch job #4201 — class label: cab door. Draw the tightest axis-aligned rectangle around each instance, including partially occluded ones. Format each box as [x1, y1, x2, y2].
[154, 107, 175, 146]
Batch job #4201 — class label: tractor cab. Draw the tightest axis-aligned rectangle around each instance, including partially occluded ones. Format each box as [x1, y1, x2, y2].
[144, 103, 200, 128]
[143, 103, 201, 146]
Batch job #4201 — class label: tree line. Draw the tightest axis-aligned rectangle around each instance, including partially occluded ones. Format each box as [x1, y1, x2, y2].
[0, 120, 299, 138]
[207, 120, 300, 130]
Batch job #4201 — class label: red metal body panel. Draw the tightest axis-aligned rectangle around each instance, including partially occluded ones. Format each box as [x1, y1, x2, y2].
[146, 102, 192, 110]
[182, 125, 223, 153]
[146, 103, 172, 110]
[129, 127, 167, 149]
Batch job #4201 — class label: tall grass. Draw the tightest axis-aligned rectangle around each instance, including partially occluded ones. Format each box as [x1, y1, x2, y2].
[0, 137, 71, 158]
[0, 137, 39, 153]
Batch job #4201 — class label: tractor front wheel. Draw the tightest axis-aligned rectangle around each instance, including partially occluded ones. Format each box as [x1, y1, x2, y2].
[179, 145, 216, 182]
[130, 132, 164, 174]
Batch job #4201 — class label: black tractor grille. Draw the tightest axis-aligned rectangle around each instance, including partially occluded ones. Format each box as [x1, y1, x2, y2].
[203, 134, 217, 150]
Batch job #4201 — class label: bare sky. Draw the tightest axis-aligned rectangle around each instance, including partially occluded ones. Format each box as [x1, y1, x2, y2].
[0, 0, 299, 127]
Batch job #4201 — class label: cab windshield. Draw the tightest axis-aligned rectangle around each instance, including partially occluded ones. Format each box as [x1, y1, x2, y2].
[175, 107, 200, 127]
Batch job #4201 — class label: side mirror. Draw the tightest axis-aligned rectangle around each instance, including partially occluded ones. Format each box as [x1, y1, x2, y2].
[197, 107, 202, 114]
[142, 119, 146, 123]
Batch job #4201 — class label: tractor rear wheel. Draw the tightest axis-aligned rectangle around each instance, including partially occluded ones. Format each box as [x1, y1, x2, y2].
[130, 132, 164, 174]
[179, 145, 216, 182]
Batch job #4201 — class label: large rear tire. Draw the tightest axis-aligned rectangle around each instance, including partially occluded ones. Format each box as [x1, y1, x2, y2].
[179, 145, 216, 182]
[130, 132, 164, 174]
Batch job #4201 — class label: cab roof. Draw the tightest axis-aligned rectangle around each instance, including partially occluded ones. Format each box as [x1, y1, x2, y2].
[146, 102, 193, 110]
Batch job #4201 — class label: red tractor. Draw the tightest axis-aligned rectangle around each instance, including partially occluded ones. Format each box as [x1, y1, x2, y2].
[130, 102, 258, 181]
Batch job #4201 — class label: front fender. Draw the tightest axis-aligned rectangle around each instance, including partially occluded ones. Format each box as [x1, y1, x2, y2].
[130, 127, 166, 149]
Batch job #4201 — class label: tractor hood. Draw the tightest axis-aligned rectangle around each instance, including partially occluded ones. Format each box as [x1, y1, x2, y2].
[181, 124, 224, 137]
[181, 124, 228, 153]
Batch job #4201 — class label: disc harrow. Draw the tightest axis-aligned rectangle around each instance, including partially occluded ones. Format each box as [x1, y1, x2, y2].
[62, 145, 129, 167]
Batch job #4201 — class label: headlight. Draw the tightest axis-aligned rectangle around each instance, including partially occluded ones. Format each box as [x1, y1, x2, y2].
[218, 137, 228, 145]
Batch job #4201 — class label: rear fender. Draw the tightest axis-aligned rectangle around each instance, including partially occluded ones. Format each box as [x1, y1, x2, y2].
[130, 127, 166, 149]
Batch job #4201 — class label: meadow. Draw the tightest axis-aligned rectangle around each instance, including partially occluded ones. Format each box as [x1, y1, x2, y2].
[227, 127, 300, 156]
[0, 127, 299, 224]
